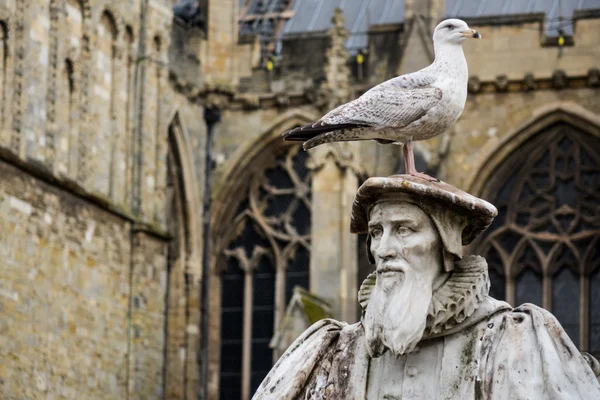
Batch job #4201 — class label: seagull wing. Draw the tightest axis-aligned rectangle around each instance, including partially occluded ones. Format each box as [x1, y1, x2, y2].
[322, 74, 442, 129]
[282, 73, 440, 141]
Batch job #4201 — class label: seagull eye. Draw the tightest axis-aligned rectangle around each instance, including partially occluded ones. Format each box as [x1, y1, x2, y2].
[446, 24, 454, 30]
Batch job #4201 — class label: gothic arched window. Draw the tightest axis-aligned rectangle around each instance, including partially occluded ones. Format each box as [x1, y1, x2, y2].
[219, 144, 312, 400]
[474, 122, 600, 357]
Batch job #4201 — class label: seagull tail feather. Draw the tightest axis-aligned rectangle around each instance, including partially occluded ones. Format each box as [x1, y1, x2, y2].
[282, 121, 364, 142]
[303, 129, 373, 150]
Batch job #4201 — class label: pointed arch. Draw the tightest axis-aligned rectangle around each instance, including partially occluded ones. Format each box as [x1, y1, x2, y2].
[470, 103, 600, 355]
[168, 111, 203, 277]
[163, 112, 203, 399]
[468, 102, 600, 195]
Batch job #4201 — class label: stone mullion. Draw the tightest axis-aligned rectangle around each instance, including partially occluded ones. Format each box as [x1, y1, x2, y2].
[581, 276, 590, 351]
[505, 273, 515, 307]
[241, 267, 254, 400]
[273, 258, 286, 361]
[543, 275, 552, 311]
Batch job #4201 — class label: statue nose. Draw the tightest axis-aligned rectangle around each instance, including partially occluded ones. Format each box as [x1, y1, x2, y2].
[377, 246, 397, 260]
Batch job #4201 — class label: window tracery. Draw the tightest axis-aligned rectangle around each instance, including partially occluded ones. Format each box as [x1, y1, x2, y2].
[219, 144, 312, 400]
[474, 122, 600, 355]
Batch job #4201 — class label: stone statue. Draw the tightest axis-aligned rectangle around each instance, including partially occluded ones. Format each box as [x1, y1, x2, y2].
[253, 175, 600, 399]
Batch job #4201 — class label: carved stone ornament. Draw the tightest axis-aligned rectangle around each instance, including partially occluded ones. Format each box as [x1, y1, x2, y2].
[467, 76, 481, 93]
[253, 175, 600, 399]
[494, 74, 508, 92]
[552, 69, 568, 89]
[588, 68, 600, 87]
[523, 72, 537, 91]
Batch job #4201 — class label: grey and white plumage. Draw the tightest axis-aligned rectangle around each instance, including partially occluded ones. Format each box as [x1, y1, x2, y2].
[283, 19, 481, 173]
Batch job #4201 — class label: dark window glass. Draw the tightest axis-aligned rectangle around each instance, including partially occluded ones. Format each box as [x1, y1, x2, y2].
[488, 267, 506, 301]
[589, 269, 600, 358]
[552, 268, 580, 347]
[220, 258, 244, 397]
[515, 268, 543, 307]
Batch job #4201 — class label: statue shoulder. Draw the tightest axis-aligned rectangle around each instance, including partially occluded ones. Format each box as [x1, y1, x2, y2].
[477, 303, 600, 398]
[253, 318, 346, 400]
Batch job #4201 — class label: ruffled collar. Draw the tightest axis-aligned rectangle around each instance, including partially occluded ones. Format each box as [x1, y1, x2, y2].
[358, 255, 490, 338]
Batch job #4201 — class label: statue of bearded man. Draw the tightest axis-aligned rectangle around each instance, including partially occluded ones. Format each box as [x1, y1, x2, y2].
[253, 175, 600, 400]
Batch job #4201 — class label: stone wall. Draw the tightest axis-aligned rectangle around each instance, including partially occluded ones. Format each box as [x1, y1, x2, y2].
[0, 159, 135, 398]
[0, 0, 207, 399]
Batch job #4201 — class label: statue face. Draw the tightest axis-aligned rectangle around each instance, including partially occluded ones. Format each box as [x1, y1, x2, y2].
[364, 201, 444, 357]
[368, 202, 443, 287]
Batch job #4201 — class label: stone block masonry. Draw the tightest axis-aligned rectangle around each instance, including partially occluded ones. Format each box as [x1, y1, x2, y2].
[0, 159, 168, 399]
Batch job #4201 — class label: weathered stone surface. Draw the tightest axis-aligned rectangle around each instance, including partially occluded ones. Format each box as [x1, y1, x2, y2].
[2, 1, 600, 398]
[0, 159, 133, 398]
[351, 174, 498, 245]
[0, 1, 205, 399]
[254, 177, 600, 399]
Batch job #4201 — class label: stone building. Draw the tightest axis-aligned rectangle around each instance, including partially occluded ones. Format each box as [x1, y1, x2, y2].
[0, 0, 599, 399]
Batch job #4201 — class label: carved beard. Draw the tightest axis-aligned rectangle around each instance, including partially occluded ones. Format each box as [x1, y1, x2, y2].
[363, 266, 434, 358]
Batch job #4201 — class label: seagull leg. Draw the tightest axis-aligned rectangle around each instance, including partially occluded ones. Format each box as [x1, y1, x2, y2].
[403, 141, 439, 182]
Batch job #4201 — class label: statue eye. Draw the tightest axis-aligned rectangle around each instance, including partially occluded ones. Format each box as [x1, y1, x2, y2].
[369, 227, 383, 239]
[446, 24, 454, 30]
[397, 226, 412, 236]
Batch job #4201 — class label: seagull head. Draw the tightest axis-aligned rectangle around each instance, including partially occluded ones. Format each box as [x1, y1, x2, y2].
[433, 18, 481, 45]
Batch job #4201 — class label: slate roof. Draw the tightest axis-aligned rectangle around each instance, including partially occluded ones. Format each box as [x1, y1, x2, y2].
[239, 0, 600, 53]
[282, 0, 404, 51]
[446, 0, 600, 35]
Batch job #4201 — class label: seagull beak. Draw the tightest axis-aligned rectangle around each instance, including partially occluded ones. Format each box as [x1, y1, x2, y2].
[461, 29, 481, 39]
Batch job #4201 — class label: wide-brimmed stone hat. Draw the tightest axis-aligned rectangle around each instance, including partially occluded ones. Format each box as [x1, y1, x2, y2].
[351, 175, 498, 270]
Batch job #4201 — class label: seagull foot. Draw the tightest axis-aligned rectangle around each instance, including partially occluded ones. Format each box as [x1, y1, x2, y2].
[408, 171, 440, 182]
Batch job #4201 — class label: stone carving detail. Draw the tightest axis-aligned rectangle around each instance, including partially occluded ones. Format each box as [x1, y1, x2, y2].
[588, 68, 600, 87]
[220, 146, 313, 271]
[552, 69, 567, 89]
[44, 0, 62, 167]
[467, 76, 480, 93]
[474, 123, 600, 351]
[494, 74, 508, 91]
[11, 1, 27, 155]
[321, 8, 351, 110]
[523, 72, 537, 91]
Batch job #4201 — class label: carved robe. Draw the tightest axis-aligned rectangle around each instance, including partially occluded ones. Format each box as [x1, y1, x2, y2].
[254, 258, 600, 399]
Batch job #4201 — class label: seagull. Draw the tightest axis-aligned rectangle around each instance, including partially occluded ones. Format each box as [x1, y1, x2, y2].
[282, 19, 481, 181]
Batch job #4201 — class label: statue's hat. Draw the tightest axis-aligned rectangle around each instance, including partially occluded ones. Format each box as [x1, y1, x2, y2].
[351, 175, 498, 270]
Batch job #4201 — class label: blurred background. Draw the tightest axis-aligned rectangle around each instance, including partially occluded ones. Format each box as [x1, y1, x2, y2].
[0, 0, 599, 399]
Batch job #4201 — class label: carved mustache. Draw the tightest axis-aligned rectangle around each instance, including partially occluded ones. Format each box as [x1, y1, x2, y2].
[377, 263, 408, 274]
